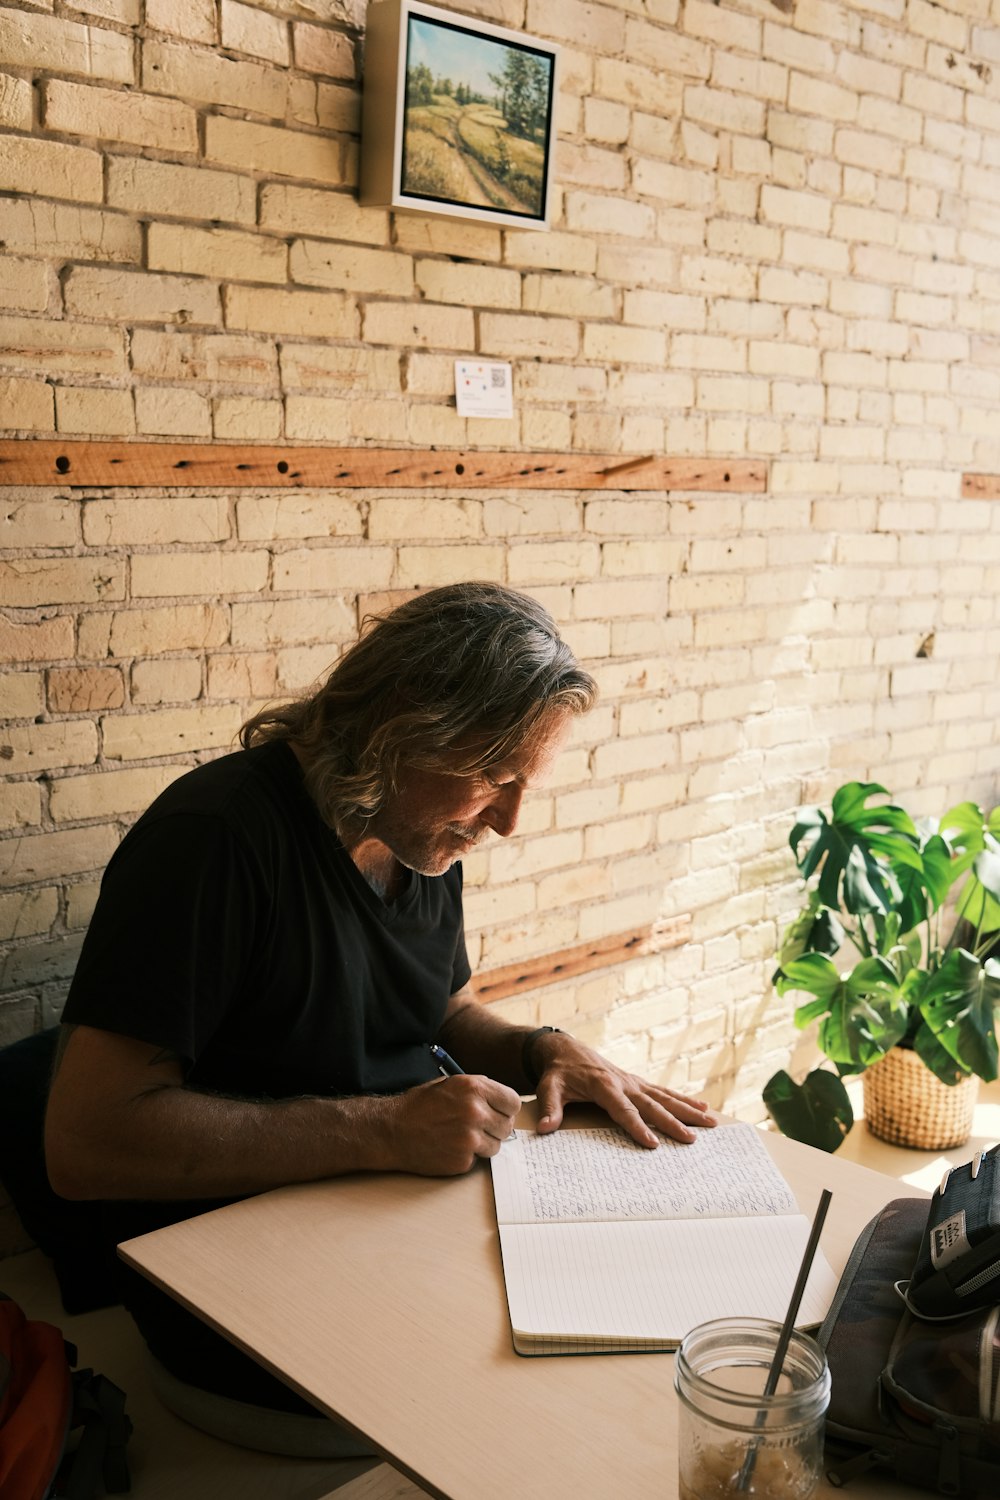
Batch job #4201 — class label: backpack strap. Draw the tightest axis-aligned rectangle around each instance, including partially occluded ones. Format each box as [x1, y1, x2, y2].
[61, 1369, 132, 1500]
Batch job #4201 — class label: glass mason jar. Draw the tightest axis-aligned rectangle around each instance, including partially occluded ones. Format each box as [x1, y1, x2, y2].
[675, 1318, 831, 1500]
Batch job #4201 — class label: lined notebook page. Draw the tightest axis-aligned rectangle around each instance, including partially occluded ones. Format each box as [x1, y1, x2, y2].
[491, 1122, 798, 1226]
[498, 1214, 838, 1352]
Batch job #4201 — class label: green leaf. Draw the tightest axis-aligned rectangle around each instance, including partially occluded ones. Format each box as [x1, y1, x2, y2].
[779, 954, 907, 1069]
[790, 783, 917, 918]
[940, 802, 988, 851]
[911, 1024, 971, 1087]
[916, 951, 1000, 1082]
[763, 1068, 854, 1153]
[776, 896, 843, 970]
[778, 953, 842, 1007]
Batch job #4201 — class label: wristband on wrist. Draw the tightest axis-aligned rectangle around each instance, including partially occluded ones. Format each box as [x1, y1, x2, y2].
[521, 1025, 564, 1091]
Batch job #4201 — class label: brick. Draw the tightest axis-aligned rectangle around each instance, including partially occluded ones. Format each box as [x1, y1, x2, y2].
[224, 285, 356, 340]
[0, 778, 41, 829]
[107, 158, 256, 226]
[206, 116, 344, 185]
[563, 192, 656, 239]
[0, 136, 103, 203]
[48, 666, 125, 712]
[49, 764, 186, 823]
[259, 184, 388, 245]
[131, 656, 203, 704]
[395, 545, 504, 589]
[632, 157, 714, 208]
[83, 494, 230, 546]
[68, 0, 138, 20]
[221, 0, 289, 64]
[507, 540, 600, 584]
[523, 274, 616, 319]
[762, 19, 835, 73]
[236, 492, 362, 542]
[273, 546, 393, 593]
[214, 396, 283, 440]
[293, 21, 354, 76]
[148, 224, 286, 286]
[130, 550, 267, 598]
[290, 239, 411, 295]
[0, 11, 133, 81]
[360, 302, 472, 351]
[684, 85, 766, 136]
[134, 387, 212, 437]
[858, 94, 923, 144]
[65, 267, 222, 327]
[0, 377, 54, 431]
[0, 257, 49, 315]
[414, 261, 520, 310]
[0, 71, 32, 129]
[146, 0, 215, 41]
[105, 603, 229, 656]
[231, 597, 354, 648]
[0, 200, 140, 266]
[0, 827, 116, 889]
[143, 39, 287, 117]
[102, 706, 240, 761]
[0, 615, 73, 664]
[0, 889, 58, 942]
[368, 496, 479, 542]
[206, 652, 278, 700]
[45, 80, 197, 153]
[584, 323, 666, 363]
[479, 312, 579, 360]
[130, 329, 277, 385]
[0, 557, 124, 608]
[280, 343, 401, 393]
[711, 52, 788, 103]
[0, 315, 127, 376]
[594, 57, 685, 115]
[55, 387, 135, 436]
[0, 670, 43, 718]
[0, 722, 98, 777]
[504, 229, 596, 275]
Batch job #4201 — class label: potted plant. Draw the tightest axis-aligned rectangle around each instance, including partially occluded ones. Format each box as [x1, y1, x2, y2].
[763, 782, 1000, 1152]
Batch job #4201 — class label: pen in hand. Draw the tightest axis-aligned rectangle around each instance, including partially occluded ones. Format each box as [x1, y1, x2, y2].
[429, 1042, 465, 1077]
[428, 1043, 516, 1138]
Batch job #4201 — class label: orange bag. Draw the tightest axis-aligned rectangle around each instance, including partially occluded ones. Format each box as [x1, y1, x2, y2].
[0, 1293, 130, 1500]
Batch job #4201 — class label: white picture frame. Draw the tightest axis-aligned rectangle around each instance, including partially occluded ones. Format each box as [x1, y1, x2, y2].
[360, 0, 559, 231]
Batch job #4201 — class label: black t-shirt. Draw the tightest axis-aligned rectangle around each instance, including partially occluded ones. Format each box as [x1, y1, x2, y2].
[63, 740, 471, 1099]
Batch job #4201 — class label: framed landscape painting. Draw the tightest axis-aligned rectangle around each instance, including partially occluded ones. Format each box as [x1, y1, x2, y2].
[360, 0, 559, 231]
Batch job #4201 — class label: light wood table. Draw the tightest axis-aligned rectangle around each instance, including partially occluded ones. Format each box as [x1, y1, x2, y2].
[120, 1108, 929, 1500]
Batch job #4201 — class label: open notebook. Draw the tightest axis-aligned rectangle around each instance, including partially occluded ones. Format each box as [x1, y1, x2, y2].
[490, 1122, 838, 1356]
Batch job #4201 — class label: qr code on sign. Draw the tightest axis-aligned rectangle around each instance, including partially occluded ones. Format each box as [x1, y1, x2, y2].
[490, 367, 506, 389]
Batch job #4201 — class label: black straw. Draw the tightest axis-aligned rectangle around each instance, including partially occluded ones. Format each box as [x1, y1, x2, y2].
[735, 1188, 832, 1492]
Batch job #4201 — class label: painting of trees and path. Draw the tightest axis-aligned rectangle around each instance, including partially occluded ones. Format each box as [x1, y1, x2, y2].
[401, 15, 555, 219]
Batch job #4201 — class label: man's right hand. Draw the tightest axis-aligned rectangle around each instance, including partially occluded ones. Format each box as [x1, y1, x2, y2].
[382, 1074, 521, 1176]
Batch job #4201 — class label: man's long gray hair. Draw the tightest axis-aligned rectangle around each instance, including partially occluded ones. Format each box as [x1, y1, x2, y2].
[240, 582, 597, 834]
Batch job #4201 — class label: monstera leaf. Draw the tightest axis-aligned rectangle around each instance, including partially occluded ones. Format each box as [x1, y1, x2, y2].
[916, 951, 1000, 1083]
[777, 953, 908, 1071]
[763, 1068, 854, 1153]
[790, 782, 920, 917]
[774, 893, 843, 977]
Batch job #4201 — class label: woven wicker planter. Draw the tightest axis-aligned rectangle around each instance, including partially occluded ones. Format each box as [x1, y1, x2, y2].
[862, 1045, 979, 1150]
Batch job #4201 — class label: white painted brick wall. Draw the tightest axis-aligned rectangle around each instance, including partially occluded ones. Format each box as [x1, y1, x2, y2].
[1, 0, 1000, 1227]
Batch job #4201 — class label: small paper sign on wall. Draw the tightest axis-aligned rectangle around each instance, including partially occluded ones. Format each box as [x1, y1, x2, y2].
[455, 360, 513, 419]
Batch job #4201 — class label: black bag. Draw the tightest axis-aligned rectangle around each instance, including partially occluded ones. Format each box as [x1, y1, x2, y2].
[908, 1145, 1000, 1319]
[0, 1290, 131, 1500]
[817, 1195, 1000, 1495]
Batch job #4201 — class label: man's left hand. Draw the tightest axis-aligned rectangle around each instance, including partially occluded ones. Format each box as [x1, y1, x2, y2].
[532, 1034, 716, 1147]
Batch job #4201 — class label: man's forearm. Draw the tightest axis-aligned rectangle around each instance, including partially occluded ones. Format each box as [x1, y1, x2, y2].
[46, 1083, 403, 1201]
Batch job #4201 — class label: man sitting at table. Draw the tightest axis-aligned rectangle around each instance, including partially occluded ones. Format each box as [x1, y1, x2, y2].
[44, 581, 714, 1450]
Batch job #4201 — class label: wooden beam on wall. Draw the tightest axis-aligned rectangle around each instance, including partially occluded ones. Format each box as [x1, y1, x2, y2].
[962, 473, 1000, 499]
[0, 440, 767, 492]
[474, 916, 690, 1005]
